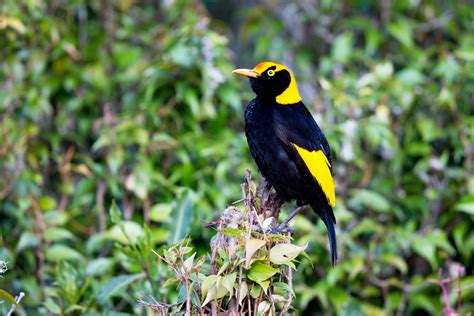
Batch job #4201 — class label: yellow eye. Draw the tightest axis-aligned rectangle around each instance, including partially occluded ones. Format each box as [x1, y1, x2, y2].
[267, 69, 275, 76]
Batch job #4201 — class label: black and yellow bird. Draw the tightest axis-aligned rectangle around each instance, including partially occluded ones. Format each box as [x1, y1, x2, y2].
[233, 62, 337, 264]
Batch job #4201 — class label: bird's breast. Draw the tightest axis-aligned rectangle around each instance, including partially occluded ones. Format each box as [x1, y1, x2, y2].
[244, 100, 305, 200]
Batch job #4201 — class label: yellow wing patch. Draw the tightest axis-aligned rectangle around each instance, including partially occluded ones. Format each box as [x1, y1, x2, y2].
[293, 144, 336, 207]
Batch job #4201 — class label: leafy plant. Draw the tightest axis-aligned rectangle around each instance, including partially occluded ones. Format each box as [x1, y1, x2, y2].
[140, 172, 308, 315]
[0, 0, 472, 314]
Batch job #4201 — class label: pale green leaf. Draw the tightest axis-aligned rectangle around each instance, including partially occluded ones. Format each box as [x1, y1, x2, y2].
[45, 245, 83, 262]
[221, 272, 237, 298]
[380, 254, 407, 274]
[44, 228, 75, 241]
[107, 221, 144, 244]
[168, 190, 194, 244]
[44, 299, 61, 314]
[237, 281, 248, 306]
[269, 243, 307, 265]
[245, 239, 266, 268]
[183, 252, 196, 273]
[97, 273, 145, 303]
[257, 300, 271, 314]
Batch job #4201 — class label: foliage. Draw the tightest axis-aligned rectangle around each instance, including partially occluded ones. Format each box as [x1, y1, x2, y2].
[140, 173, 308, 315]
[1, 0, 473, 314]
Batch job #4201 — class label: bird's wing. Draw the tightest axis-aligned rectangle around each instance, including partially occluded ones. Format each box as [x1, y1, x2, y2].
[274, 103, 335, 208]
[292, 143, 335, 207]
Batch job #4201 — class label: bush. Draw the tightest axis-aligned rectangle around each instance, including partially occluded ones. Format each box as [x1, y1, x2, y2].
[1, 0, 473, 314]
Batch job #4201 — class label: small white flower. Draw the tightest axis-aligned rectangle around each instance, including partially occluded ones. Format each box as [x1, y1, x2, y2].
[0, 261, 8, 275]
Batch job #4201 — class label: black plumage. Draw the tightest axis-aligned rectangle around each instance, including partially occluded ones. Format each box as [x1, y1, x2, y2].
[233, 62, 337, 264]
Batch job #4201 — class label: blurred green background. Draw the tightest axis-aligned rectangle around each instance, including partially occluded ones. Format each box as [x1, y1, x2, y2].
[1, 0, 473, 314]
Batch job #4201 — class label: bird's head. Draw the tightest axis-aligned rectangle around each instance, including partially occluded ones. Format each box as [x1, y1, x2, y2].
[232, 61, 301, 105]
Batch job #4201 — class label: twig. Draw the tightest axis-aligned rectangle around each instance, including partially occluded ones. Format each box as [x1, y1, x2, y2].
[6, 292, 25, 316]
[437, 269, 455, 316]
[96, 181, 107, 232]
[143, 198, 151, 225]
[30, 195, 47, 287]
[176, 245, 192, 315]
[281, 233, 294, 314]
[395, 284, 412, 316]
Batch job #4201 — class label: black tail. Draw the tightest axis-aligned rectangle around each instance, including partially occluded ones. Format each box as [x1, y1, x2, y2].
[313, 204, 338, 265]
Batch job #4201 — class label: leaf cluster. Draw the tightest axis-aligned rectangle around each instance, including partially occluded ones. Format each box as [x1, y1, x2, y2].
[141, 173, 308, 315]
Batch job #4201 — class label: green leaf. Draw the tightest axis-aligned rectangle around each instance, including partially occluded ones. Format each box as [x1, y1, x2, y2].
[273, 281, 294, 297]
[388, 19, 413, 47]
[97, 273, 146, 303]
[38, 196, 57, 210]
[332, 32, 354, 64]
[44, 228, 75, 241]
[201, 275, 219, 298]
[86, 258, 115, 276]
[107, 221, 144, 245]
[412, 236, 436, 268]
[349, 189, 390, 213]
[257, 300, 271, 314]
[109, 201, 122, 224]
[361, 303, 385, 315]
[411, 229, 455, 267]
[245, 239, 266, 268]
[247, 262, 279, 283]
[45, 245, 83, 262]
[43, 211, 68, 226]
[64, 304, 85, 314]
[168, 189, 194, 244]
[16, 231, 40, 252]
[221, 272, 237, 298]
[456, 48, 474, 61]
[250, 284, 262, 299]
[201, 275, 229, 307]
[150, 203, 173, 222]
[0, 289, 17, 305]
[397, 69, 425, 86]
[183, 252, 196, 272]
[44, 299, 61, 314]
[340, 298, 364, 316]
[351, 218, 382, 236]
[455, 195, 474, 215]
[379, 254, 407, 274]
[163, 278, 179, 288]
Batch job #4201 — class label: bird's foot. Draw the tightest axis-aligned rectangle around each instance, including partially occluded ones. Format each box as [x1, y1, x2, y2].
[269, 223, 294, 234]
[267, 206, 305, 235]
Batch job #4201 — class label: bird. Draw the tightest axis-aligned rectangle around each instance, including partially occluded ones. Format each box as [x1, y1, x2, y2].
[232, 62, 337, 264]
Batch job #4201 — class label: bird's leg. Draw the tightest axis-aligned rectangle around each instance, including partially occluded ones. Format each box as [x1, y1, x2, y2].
[270, 206, 305, 234]
[268, 192, 283, 219]
[257, 177, 270, 213]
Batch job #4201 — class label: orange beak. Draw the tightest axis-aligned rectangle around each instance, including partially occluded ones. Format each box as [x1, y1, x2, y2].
[232, 68, 261, 78]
